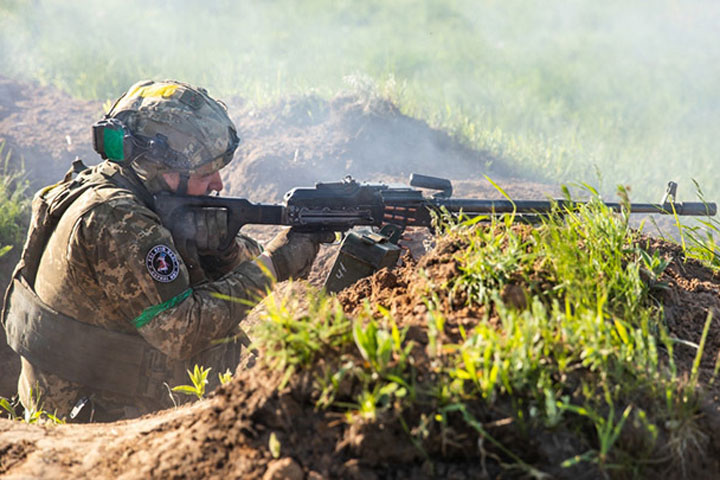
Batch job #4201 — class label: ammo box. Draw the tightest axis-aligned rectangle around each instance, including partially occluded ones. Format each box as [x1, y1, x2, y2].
[324, 229, 401, 293]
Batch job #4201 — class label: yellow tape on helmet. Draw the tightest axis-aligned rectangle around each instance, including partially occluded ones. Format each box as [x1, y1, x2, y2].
[127, 83, 179, 100]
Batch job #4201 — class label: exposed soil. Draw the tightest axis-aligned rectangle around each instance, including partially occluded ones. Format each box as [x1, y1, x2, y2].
[2, 75, 720, 479]
[222, 93, 555, 203]
[3, 236, 720, 479]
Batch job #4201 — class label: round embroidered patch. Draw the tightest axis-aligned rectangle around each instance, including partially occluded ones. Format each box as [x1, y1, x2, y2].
[145, 245, 180, 283]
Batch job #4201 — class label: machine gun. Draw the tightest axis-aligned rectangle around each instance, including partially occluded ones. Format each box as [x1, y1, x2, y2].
[155, 174, 717, 292]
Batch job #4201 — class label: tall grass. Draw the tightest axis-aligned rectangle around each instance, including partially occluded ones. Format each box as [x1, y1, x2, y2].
[1, 0, 718, 202]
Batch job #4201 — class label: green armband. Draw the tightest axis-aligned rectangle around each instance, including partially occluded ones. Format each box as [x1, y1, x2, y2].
[133, 289, 193, 328]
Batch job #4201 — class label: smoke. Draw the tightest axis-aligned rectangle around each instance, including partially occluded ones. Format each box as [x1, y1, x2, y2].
[0, 0, 718, 202]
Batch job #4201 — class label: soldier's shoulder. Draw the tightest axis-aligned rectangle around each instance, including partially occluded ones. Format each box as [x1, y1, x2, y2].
[92, 180, 148, 206]
[75, 183, 159, 227]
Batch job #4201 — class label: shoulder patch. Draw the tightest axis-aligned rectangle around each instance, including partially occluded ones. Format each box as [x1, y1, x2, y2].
[146, 245, 180, 283]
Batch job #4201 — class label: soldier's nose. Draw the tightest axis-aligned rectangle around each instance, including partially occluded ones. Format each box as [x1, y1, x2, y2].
[208, 171, 223, 194]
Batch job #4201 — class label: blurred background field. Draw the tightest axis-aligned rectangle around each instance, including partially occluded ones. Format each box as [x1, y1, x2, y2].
[3, 3, 720, 475]
[0, 0, 718, 202]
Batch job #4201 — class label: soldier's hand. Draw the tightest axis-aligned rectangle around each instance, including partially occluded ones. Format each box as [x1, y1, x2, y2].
[170, 207, 230, 256]
[201, 235, 263, 280]
[264, 228, 335, 281]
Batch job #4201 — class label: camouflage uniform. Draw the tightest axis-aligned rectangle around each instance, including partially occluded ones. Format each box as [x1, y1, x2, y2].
[15, 160, 270, 420]
[4, 80, 274, 421]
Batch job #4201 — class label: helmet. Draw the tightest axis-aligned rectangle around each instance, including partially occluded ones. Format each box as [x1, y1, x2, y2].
[94, 80, 239, 176]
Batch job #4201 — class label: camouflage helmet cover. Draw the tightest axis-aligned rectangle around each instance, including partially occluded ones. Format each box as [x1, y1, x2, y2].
[107, 80, 239, 175]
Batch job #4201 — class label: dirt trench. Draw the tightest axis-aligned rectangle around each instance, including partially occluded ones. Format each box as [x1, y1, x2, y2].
[2, 76, 720, 479]
[3, 237, 720, 479]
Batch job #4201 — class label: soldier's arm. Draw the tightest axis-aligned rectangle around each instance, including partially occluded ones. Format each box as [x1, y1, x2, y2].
[80, 199, 272, 360]
[199, 233, 265, 280]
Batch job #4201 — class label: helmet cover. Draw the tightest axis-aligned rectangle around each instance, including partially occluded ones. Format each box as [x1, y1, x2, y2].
[106, 80, 239, 175]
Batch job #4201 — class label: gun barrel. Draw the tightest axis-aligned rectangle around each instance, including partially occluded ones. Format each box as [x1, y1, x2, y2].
[435, 199, 717, 216]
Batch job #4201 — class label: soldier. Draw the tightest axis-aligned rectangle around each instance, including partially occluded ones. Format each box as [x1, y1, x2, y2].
[2, 80, 326, 422]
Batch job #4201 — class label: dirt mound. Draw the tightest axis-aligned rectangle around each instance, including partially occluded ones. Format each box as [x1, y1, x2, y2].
[0, 75, 557, 203]
[223, 94, 557, 203]
[0, 75, 102, 189]
[223, 93, 489, 202]
[648, 238, 720, 390]
[4, 233, 720, 479]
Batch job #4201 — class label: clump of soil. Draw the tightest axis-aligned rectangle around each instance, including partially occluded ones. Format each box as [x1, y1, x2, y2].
[0, 439, 35, 474]
[646, 237, 720, 393]
[223, 94, 495, 202]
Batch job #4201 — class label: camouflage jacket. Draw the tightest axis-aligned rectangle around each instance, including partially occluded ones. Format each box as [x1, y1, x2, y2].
[16, 160, 270, 421]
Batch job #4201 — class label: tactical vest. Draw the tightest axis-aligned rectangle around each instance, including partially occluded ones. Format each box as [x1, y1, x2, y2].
[1, 160, 244, 401]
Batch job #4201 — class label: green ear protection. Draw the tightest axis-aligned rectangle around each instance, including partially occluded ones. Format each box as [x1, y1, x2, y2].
[92, 118, 180, 166]
[92, 118, 133, 162]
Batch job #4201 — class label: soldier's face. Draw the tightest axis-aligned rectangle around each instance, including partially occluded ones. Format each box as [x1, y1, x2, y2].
[186, 170, 223, 195]
[162, 170, 224, 196]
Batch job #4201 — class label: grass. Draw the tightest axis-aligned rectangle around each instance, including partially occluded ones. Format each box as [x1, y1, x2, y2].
[0, 1, 718, 203]
[249, 197, 715, 476]
[171, 365, 213, 400]
[0, 393, 65, 425]
[170, 364, 234, 401]
[669, 183, 720, 269]
[0, 141, 30, 254]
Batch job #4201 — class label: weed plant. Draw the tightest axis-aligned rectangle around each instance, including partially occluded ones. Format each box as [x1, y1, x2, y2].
[171, 365, 213, 400]
[251, 198, 711, 476]
[0, 394, 64, 425]
[251, 289, 353, 389]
